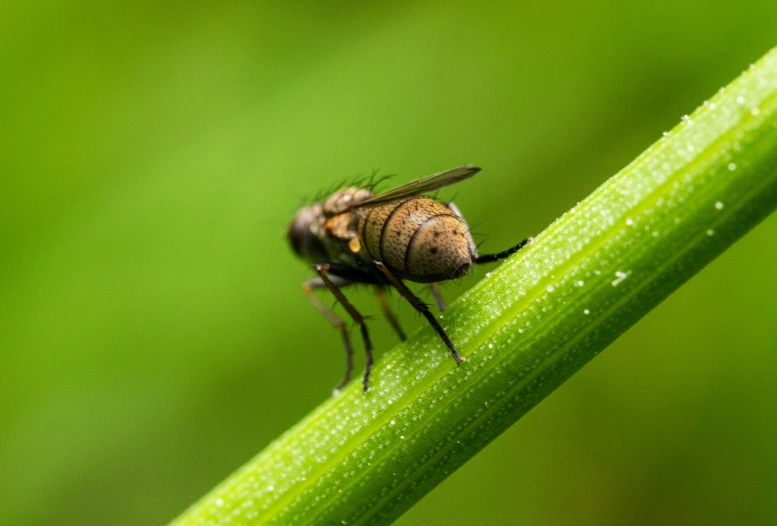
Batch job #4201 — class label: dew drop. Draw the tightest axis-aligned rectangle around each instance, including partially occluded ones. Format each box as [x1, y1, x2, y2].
[736, 95, 745, 104]
[584, 309, 590, 315]
[575, 280, 584, 287]
[626, 218, 634, 226]
[728, 163, 737, 171]
[546, 285, 555, 292]
[612, 271, 630, 287]
[215, 498, 224, 507]
[715, 201, 724, 210]
[707, 229, 715, 236]
[488, 343, 494, 349]
[652, 231, 659, 237]
[751, 107, 761, 116]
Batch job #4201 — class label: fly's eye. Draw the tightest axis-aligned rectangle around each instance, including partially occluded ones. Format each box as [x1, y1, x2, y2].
[287, 221, 306, 256]
[287, 214, 311, 256]
[288, 207, 327, 261]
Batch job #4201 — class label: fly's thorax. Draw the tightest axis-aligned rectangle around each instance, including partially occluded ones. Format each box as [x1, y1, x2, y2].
[321, 189, 373, 262]
[323, 187, 373, 216]
[359, 197, 473, 283]
[288, 187, 374, 265]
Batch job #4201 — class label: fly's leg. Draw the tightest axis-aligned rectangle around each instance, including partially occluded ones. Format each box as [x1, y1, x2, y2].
[473, 237, 533, 264]
[373, 260, 464, 365]
[316, 264, 375, 392]
[447, 200, 533, 263]
[375, 287, 406, 341]
[429, 282, 446, 312]
[303, 276, 354, 394]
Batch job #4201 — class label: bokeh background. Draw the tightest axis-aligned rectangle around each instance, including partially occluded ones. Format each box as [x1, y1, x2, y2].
[3, 2, 777, 525]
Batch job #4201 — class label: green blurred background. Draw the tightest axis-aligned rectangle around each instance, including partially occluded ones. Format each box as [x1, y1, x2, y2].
[3, 2, 777, 525]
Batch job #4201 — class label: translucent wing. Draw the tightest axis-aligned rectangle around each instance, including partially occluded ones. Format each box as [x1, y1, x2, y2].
[343, 164, 480, 212]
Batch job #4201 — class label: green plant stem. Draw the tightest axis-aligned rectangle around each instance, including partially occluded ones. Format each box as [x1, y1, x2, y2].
[171, 47, 777, 526]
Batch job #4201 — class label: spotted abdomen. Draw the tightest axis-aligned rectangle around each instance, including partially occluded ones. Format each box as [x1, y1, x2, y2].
[358, 197, 474, 283]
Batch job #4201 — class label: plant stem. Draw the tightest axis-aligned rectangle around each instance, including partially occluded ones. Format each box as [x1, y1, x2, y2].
[171, 47, 777, 526]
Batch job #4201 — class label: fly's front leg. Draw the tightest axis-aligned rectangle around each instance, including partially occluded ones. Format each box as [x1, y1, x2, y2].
[316, 264, 375, 392]
[373, 260, 464, 365]
[303, 276, 354, 394]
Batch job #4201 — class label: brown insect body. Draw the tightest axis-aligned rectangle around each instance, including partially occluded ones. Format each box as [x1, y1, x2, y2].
[359, 197, 474, 283]
[288, 165, 532, 393]
[288, 187, 373, 268]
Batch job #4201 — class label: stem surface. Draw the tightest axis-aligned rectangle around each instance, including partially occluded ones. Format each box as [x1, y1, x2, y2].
[171, 47, 777, 526]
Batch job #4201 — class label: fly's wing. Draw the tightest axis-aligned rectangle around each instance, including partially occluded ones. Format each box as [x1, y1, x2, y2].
[341, 164, 481, 213]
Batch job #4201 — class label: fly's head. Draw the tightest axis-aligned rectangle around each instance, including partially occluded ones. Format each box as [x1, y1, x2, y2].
[288, 203, 328, 263]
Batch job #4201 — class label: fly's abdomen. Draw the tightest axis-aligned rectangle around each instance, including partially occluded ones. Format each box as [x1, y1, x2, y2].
[360, 199, 405, 262]
[359, 198, 473, 283]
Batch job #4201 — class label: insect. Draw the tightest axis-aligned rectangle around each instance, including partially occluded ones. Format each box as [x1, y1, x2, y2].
[287, 164, 532, 393]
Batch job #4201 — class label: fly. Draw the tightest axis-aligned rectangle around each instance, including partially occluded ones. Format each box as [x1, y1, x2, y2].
[287, 165, 532, 393]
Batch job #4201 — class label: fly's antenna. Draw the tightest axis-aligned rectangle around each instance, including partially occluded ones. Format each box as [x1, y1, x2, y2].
[474, 237, 534, 264]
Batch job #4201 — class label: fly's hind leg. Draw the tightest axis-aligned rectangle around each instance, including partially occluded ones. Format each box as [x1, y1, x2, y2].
[473, 237, 533, 264]
[315, 264, 375, 393]
[375, 287, 406, 341]
[447, 200, 533, 264]
[429, 282, 446, 312]
[303, 275, 355, 394]
[373, 260, 465, 365]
